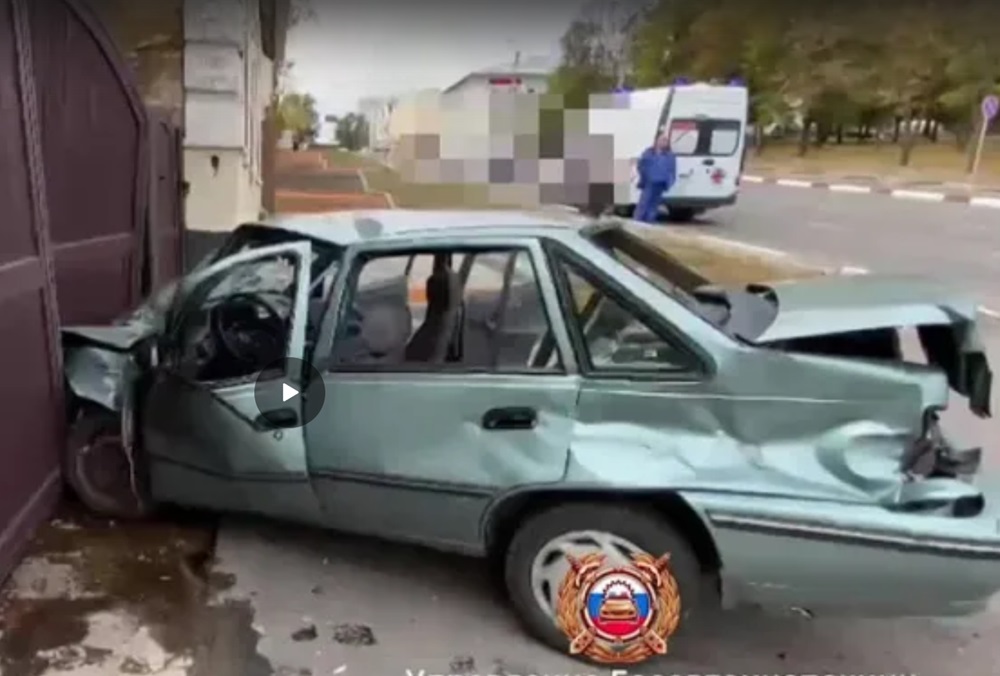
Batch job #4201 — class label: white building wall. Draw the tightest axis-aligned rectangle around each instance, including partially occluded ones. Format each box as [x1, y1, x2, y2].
[184, 0, 274, 231]
[358, 96, 396, 152]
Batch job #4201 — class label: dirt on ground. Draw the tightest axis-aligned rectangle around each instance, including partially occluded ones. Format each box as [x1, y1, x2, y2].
[0, 500, 271, 676]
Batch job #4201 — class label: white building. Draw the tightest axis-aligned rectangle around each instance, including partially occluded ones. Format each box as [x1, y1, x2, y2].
[183, 0, 278, 231]
[358, 95, 396, 152]
[441, 54, 555, 99]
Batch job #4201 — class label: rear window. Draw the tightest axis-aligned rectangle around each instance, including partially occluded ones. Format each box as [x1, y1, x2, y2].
[666, 120, 699, 155]
[658, 118, 743, 157]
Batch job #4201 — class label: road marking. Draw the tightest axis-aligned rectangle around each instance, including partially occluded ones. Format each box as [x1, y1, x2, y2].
[742, 175, 765, 183]
[356, 168, 370, 193]
[775, 178, 813, 188]
[839, 265, 869, 275]
[829, 184, 872, 193]
[890, 189, 946, 201]
[693, 233, 788, 258]
[970, 196, 1000, 209]
[979, 306, 1000, 319]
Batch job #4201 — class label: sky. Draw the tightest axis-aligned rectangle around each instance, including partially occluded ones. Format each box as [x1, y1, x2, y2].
[284, 0, 587, 121]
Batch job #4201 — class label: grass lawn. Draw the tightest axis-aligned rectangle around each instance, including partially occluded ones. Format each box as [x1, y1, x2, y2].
[323, 149, 375, 170]
[747, 138, 1000, 182]
[326, 150, 817, 285]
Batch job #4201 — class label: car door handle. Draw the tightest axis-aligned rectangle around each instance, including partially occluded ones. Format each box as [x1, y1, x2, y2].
[702, 159, 715, 166]
[481, 406, 537, 431]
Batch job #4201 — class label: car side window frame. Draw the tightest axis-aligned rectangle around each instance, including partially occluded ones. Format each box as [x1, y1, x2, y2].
[319, 238, 576, 376]
[542, 241, 711, 381]
[160, 240, 313, 387]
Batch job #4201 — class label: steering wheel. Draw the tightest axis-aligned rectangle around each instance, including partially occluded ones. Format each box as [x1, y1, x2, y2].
[211, 293, 286, 365]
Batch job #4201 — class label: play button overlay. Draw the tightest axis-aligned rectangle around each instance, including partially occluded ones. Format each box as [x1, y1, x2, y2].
[253, 357, 326, 429]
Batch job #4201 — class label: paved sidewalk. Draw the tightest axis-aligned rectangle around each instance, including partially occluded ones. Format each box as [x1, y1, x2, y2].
[274, 150, 393, 213]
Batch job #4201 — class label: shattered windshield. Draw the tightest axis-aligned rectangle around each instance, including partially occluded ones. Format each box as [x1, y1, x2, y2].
[212, 224, 343, 286]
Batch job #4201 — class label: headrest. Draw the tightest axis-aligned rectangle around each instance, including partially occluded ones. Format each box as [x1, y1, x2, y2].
[426, 270, 458, 308]
[360, 304, 410, 356]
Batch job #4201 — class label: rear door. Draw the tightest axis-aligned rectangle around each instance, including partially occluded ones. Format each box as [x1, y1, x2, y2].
[659, 117, 744, 201]
[656, 88, 748, 201]
[305, 239, 580, 551]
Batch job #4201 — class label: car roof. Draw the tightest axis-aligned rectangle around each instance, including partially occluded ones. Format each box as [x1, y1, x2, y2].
[255, 208, 604, 246]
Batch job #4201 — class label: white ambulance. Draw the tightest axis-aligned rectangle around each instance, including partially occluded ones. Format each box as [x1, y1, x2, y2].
[591, 82, 750, 222]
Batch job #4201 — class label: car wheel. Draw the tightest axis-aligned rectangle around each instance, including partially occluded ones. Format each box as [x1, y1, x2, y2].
[503, 502, 703, 657]
[64, 403, 153, 520]
[666, 207, 697, 223]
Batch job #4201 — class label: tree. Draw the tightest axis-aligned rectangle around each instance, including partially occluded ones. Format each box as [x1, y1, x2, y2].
[551, 0, 999, 165]
[330, 113, 369, 151]
[935, 2, 1000, 165]
[277, 92, 319, 146]
[629, 0, 706, 87]
[549, 18, 615, 108]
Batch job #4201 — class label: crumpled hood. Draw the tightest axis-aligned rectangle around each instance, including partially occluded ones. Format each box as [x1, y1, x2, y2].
[61, 280, 177, 350]
[752, 274, 977, 343]
[750, 274, 992, 418]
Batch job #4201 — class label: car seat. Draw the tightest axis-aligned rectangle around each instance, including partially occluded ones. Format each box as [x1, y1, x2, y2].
[405, 266, 463, 362]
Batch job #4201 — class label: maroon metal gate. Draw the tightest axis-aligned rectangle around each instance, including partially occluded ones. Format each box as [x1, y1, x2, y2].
[27, 0, 147, 324]
[0, 0, 65, 580]
[0, 0, 148, 580]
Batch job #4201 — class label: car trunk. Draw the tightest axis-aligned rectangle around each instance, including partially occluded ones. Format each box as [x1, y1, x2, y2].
[709, 275, 993, 418]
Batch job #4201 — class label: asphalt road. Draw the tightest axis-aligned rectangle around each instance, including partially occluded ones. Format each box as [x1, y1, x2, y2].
[715, 185, 1000, 315]
[209, 188, 1000, 676]
[713, 184, 1000, 471]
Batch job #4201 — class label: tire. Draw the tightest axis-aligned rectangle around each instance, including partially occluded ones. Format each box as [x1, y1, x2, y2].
[666, 207, 698, 223]
[503, 502, 703, 659]
[64, 403, 153, 520]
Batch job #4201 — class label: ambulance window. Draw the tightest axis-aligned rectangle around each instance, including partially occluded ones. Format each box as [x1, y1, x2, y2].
[666, 119, 699, 155]
[708, 120, 742, 156]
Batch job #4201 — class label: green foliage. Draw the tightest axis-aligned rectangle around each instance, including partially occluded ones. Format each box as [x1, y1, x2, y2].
[277, 92, 319, 144]
[329, 113, 370, 151]
[552, 0, 1000, 160]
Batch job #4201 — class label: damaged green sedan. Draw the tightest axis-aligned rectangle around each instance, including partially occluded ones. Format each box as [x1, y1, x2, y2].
[61, 209, 997, 656]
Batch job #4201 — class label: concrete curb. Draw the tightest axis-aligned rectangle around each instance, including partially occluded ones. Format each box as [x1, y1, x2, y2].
[354, 168, 396, 208]
[742, 174, 1000, 208]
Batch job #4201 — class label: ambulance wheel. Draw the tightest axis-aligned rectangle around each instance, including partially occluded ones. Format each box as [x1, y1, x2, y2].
[503, 502, 703, 658]
[667, 207, 697, 223]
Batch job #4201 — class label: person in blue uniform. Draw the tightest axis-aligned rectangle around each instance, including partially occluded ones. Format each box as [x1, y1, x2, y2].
[635, 134, 677, 223]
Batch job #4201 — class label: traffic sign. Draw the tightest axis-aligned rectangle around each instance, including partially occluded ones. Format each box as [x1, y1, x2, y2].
[982, 94, 999, 121]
